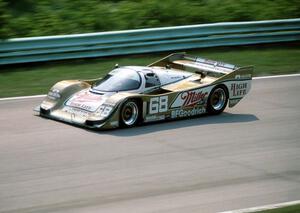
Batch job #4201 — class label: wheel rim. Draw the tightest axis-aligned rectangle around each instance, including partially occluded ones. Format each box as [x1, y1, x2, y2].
[210, 88, 226, 111]
[121, 102, 138, 126]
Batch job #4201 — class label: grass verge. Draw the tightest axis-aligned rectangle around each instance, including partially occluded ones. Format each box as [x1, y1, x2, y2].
[255, 203, 300, 213]
[0, 42, 300, 98]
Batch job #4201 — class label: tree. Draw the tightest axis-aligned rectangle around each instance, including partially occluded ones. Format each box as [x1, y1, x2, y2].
[0, 0, 10, 39]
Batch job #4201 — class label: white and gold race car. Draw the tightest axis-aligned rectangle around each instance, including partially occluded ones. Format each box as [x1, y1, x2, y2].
[36, 53, 253, 129]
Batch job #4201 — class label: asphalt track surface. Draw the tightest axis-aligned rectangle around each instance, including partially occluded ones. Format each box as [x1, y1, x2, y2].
[0, 76, 299, 213]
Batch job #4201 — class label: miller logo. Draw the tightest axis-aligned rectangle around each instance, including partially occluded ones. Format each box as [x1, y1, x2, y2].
[181, 91, 207, 107]
[171, 89, 209, 108]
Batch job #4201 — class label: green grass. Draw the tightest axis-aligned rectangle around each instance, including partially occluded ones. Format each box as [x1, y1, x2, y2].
[0, 42, 300, 98]
[255, 203, 300, 213]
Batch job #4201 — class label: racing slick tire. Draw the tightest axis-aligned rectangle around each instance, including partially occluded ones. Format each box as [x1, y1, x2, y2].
[207, 85, 228, 115]
[120, 99, 141, 127]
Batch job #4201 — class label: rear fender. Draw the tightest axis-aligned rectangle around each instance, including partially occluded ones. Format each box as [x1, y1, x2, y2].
[214, 66, 253, 108]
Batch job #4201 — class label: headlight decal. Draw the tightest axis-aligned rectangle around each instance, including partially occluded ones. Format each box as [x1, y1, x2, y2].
[48, 89, 61, 99]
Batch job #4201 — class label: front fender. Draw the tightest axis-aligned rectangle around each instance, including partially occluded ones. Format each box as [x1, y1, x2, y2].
[41, 80, 90, 111]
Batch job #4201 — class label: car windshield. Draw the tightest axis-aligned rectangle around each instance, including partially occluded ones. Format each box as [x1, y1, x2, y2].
[92, 68, 141, 92]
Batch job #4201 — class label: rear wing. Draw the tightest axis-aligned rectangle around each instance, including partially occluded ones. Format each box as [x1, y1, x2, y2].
[149, 53, 252, 76]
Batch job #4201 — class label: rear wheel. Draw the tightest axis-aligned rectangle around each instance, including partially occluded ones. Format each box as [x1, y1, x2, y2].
[207, 85, 228, 115]
[120, 99, 140, 127]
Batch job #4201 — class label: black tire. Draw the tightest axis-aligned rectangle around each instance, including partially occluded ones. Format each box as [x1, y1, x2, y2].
[120, 99, 141, 127]
[207, 85, 228, 115]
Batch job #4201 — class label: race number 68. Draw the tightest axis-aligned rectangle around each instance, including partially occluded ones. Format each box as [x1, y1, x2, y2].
[149, 96, 168, 114]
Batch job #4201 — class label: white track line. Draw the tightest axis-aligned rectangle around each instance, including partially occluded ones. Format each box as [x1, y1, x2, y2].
[253, 73, 300, 79]
[0, 73, 299, 101]
[219, 200, 300, 213]
[0, 94, 46, 101]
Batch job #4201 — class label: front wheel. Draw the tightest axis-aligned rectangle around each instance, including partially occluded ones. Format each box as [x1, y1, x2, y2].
[207, 85, 228, 115]
[120, 99, 140, 127]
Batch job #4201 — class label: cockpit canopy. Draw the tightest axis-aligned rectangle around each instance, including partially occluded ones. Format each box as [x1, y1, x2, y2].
[91, 66, 193, 93]
[92, 68, 141, 92]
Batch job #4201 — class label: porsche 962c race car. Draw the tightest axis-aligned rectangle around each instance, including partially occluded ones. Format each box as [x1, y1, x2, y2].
[36, 53, 253, 129]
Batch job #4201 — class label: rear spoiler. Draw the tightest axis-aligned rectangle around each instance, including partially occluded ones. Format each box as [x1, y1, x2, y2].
[149, 53, 238, 75]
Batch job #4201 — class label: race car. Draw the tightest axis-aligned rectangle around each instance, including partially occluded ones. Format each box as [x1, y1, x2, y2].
[35, 53, 253, 129]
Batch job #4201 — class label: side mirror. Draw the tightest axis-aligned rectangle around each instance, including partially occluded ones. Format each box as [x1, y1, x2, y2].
[115, 64, 119, 68]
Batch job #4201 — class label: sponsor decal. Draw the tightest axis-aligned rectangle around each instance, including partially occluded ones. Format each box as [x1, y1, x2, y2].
[235, 74, 251, 79]
[71, 103, 92, 111]
[196, 58, 235, 69]
[181, 91, 207, 107]
[171, 107, 206, 119]
[65, 89, 106, 112]
[145, 114, 165, 122]
[231, 82, 248, 96]
[171, 89, 208, 108]
[63, 107, 90, 117]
